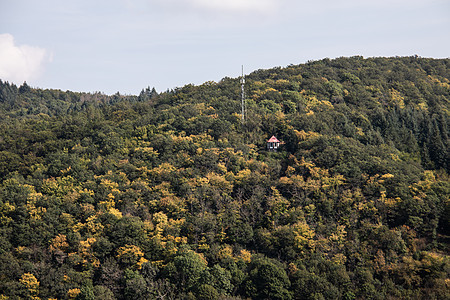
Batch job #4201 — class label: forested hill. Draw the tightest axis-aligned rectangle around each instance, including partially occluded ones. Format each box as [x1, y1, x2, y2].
[0, 56, 449, 299]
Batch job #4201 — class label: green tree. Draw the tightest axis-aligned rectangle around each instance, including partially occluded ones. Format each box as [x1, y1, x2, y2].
[244, 256, 292, 300]
[168, 249, 208, 292]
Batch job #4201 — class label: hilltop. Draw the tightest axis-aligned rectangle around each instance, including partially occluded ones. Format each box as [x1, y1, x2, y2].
[0, 56, 449, 299]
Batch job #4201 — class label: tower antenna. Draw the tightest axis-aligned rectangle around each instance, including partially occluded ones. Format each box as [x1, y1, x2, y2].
[241, 65, 246, 122]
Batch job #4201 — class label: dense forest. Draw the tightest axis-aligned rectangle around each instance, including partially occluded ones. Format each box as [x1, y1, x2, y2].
[0, 56, 449, 299]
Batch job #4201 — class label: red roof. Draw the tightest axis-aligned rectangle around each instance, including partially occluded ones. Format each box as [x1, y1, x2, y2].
[267, 136, 280, 143]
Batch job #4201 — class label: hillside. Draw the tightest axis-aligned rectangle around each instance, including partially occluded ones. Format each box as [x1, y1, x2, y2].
[0, 56, 449, 299]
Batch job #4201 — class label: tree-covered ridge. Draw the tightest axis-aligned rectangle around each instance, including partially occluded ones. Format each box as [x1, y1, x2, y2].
[0, 56, 449, 299]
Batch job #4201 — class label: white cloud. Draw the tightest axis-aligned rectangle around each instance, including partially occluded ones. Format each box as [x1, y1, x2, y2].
[189, 0, 277, 13]
[146, 0, 279, 15]
[0, 33, 50, 84]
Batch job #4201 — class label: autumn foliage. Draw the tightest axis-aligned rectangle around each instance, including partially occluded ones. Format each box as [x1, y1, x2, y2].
[0, 56, 449, 299]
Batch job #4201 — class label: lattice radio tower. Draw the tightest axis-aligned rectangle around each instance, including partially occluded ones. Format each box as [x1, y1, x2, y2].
[240, 65, 246, 122]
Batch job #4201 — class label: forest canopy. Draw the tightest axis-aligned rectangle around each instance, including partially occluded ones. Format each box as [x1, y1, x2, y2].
[0, 56, 449, 299]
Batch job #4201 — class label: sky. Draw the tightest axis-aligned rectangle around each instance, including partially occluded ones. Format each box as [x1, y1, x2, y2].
[0, 0, 449, 95]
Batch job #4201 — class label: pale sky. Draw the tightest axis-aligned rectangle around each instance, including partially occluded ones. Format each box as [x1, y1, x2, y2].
[0, 0, 449, 95]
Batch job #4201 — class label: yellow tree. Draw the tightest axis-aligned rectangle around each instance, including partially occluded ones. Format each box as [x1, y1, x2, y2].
[292, 221, 316, 255]
[117, 244, 148, 270]
[19, 273, 39, 299]
[267, 187, 290, 227]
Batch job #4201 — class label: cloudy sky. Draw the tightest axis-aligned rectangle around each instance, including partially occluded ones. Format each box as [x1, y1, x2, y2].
[1, 0, 449, 95]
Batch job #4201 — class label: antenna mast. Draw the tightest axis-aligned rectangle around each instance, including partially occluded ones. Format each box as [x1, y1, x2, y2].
[240, 65, 245, 122]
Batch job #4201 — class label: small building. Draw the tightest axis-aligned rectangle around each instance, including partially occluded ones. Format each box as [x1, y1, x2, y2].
[267, 136, 280, 151]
